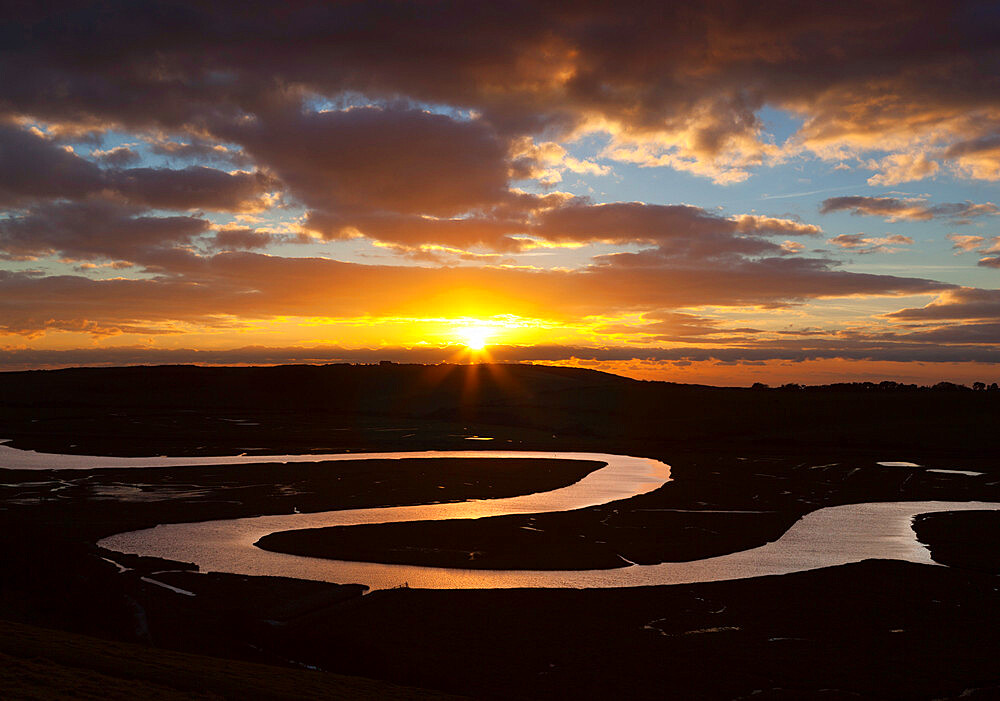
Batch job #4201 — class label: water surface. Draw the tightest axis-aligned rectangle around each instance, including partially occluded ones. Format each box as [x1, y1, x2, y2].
[7, 444, 995, 591]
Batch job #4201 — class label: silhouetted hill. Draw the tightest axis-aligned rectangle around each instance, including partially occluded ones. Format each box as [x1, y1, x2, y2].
[1, 363, 998, 458]
[0, 362, 631, 412]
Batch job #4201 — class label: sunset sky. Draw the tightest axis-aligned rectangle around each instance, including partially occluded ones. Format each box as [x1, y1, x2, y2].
[3, 1, 1000, 384]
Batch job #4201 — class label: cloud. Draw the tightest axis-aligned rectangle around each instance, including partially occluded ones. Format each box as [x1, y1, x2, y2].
[147, 139, 250, 166]
[886, 288, 1000, 321]
[108, 166, 277, 212]
[868, 322, 1000, 344]
[731, 215, 821, 237]
[596, 311, 763, 342]
[0, 123, 104, 205]
[0, 199, 209, 262]
[301, 197, 821, 257]
[597, 103, 779, 185]
[304, 210, 532, 252]
[208, 228, 285, 251]
[225, 106, 514, 218]
[510, 138, 610, 184]
[0, 124, 277, 211]
[533, 202, 820, 263]
[945, 233, 1000, 262]
[368, 241, 517, 265]
[866, 152, 939, 186]
[820, 196, 999, 222]
[0, 251, 950, 337]
[90, 145, 141, 167]
[6, 3, 1000, 186]
[4, 2, 1000, 375]
[496, 342, 1000, 365]
[947, 233, 987, 252]
[3, 338, 1000, 373]
[827, 233, 914, 254]
[943, 135, 1000, 180]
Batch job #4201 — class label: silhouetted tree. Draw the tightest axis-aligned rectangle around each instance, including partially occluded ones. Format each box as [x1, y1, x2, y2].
[933, 381, 968, 391]
[973, 381, 986, 391]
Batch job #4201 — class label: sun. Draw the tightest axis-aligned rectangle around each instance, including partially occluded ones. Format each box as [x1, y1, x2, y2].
[458, 325, 490, 351]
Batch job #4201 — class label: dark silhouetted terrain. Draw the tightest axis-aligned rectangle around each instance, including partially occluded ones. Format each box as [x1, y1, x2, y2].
[2, 363, 999, 699]
[2, 363, 998, 458]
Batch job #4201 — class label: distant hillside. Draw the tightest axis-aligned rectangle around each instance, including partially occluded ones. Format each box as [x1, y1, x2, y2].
[1, 363, 998, 458]
[0, 362, 632, 412]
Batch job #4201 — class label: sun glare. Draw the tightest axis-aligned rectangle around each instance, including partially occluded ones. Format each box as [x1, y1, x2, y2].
[459, 326, 491, 351]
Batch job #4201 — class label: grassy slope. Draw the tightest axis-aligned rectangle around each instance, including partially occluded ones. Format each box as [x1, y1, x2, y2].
[0, 618, 465, 700]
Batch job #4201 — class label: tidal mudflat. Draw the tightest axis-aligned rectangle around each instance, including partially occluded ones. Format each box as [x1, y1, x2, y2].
[3, 364, 1000, 699]
[90, 449, 1000, 590]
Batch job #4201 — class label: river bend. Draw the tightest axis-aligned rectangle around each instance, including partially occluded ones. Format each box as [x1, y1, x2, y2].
[3, 445, 995, 590]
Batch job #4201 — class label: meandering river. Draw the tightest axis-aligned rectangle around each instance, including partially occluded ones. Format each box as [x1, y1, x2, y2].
[3, 444, 997, 590]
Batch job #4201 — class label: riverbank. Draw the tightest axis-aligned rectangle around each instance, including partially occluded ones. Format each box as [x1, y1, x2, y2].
[6, 540, 998, 698]
[275, 558, 999, 699]
[0, 457, 602, 542]
[914, 510, 1000, 574]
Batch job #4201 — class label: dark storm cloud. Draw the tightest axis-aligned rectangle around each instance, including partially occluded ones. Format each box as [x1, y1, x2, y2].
[3, 3, 1000, 231]
[0, 123, 276, 212]
[0, 200, 208, 260]
[304, 210, 532, 251]
[531, 202, 821, 263]
[108, 166, 277, 212]
[0, 122, 104, 205]
[223, 106, 514, 217]
[208, 228, 285, 251]
[301, 199, 818, 255]
[537, 203, 819, 243]
[0, 199, 208, 262]
[4, 2, 1000, 178]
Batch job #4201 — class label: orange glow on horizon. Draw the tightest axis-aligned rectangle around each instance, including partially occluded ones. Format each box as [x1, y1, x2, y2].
[5, 311, 997, 388]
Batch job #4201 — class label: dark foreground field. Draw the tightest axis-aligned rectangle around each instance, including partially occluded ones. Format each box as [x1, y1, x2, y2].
[2, 363, 999, 699]
[0, 618, 465, 700]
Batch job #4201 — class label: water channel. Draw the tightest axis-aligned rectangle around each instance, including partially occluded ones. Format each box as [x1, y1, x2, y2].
[3, 444, 996, 590]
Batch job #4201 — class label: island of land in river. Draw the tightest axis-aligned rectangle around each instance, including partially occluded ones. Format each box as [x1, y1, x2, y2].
[1, 363, 999, 699]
